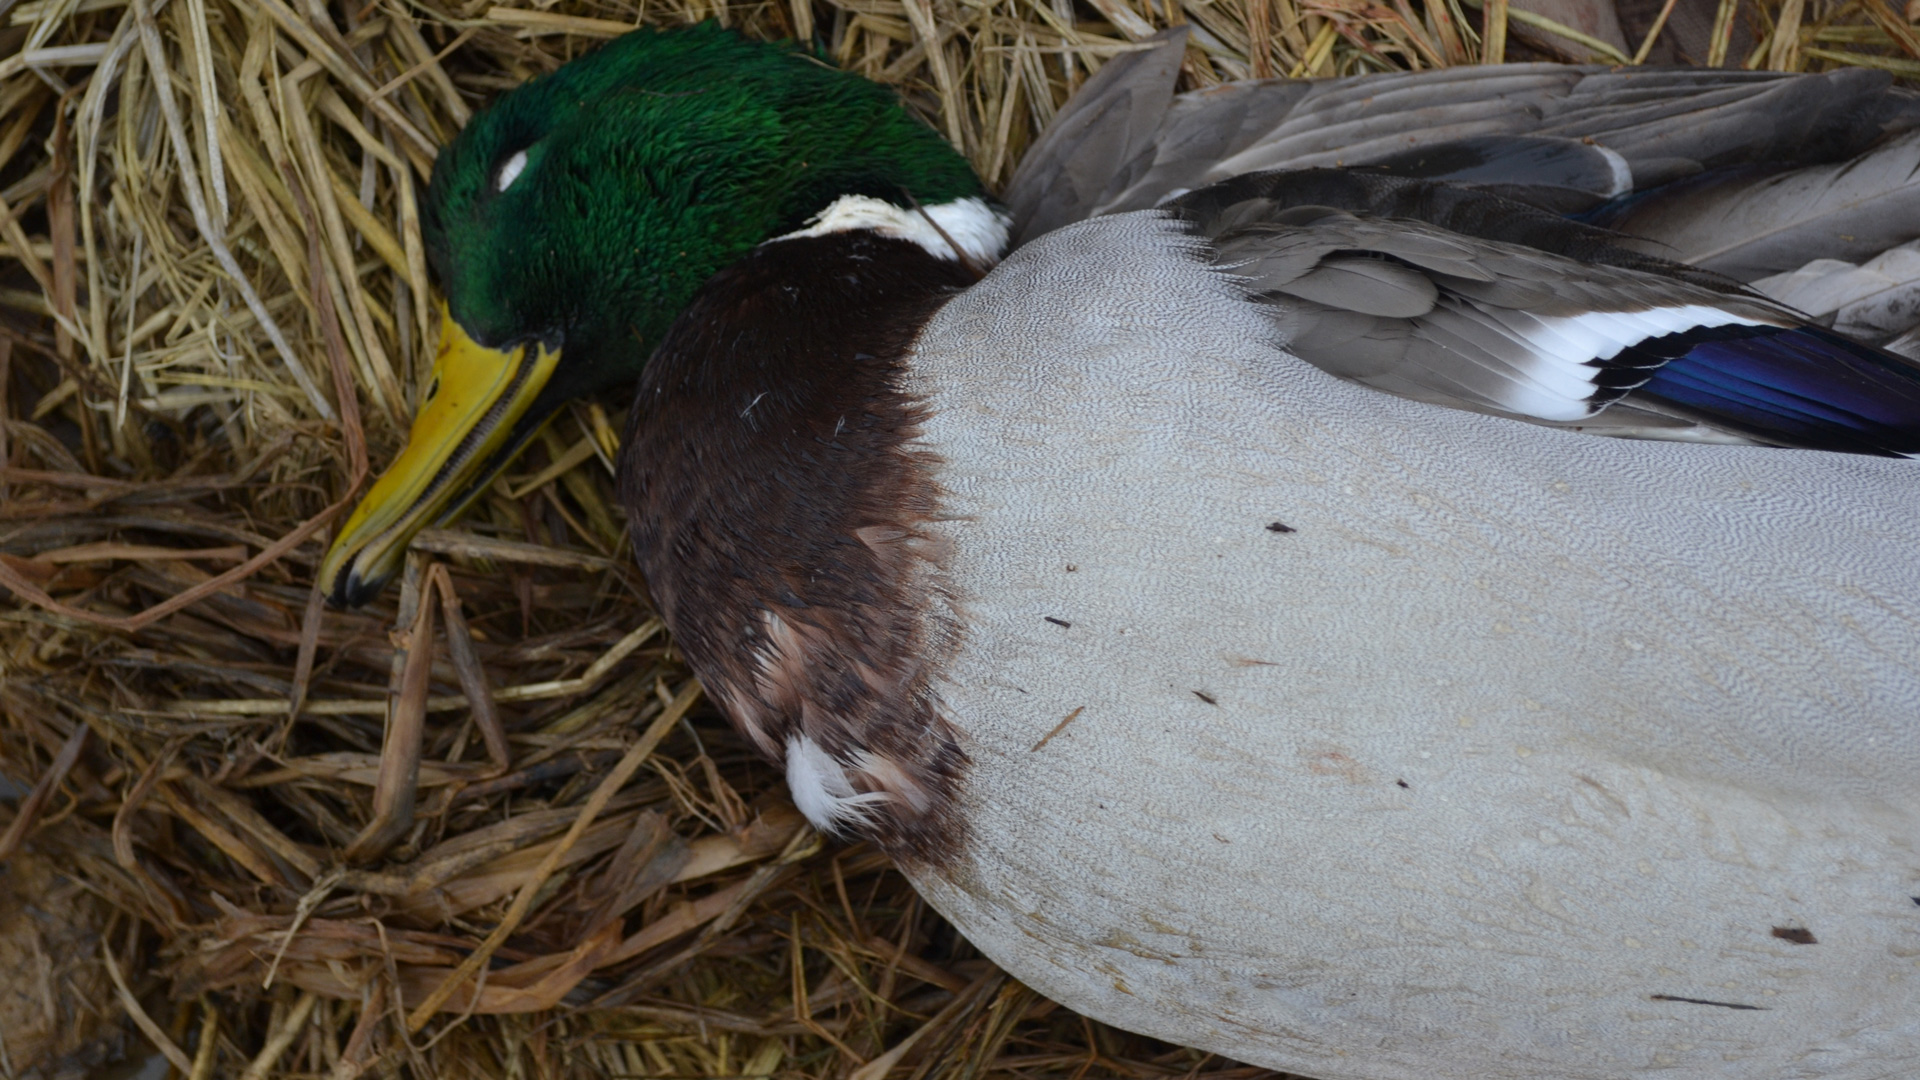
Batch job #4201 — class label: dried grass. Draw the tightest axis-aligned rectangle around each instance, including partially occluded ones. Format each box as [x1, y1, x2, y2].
[0, 0, 1915, 1074]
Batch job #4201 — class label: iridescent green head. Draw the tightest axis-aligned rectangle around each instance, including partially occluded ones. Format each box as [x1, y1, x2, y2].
[426, 23, 981, 373]
[319, 24, 983, 606]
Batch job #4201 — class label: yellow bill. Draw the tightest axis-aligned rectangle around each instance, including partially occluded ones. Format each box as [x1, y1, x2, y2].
[319, 304, 561, 607]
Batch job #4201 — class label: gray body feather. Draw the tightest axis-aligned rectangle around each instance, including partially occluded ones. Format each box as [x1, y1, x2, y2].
[904, 211, 1920, 1080]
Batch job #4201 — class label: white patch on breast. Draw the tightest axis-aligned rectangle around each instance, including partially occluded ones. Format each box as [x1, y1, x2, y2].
[772, 195, 1010, 266]
[785, 733, 886, 834]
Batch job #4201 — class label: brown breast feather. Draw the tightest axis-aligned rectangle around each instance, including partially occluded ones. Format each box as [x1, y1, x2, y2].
[618, 230, 978, 868]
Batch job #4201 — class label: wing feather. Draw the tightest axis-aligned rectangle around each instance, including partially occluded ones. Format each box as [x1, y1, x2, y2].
[1002, 54, 1920, 454]
[1272, 256, 1439, 318]
[1596, 132, 1920, 281]
[1194, 195, 1920, 451]
[1752, 241, 1920, 343]
[1050, 64, 1920, 229]
[1001, 28, 1189, 246]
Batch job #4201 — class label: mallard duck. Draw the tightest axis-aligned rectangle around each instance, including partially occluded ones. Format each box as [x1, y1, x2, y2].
[318, 27, 1920, 1079]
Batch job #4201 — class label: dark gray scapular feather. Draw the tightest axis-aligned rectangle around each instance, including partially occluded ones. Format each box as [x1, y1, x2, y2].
[1271, 255, 1439, 318]
[1596, 133, 1920, 282]
[1359, 134, 1633, 214]
[1176, 169, 1739, 291]
[1000, 28, 1189, 247]
[1004, 34, 1920, 247]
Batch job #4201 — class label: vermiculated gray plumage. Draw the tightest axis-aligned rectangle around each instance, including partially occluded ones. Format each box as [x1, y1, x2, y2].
[900, 210, 1920, 1080]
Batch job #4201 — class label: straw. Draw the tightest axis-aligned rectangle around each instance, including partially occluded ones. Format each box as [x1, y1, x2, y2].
[0, 0, 1908, 1075]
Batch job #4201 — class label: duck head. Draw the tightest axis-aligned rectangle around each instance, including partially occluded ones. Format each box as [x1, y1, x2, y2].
[317, 24, 984, 606]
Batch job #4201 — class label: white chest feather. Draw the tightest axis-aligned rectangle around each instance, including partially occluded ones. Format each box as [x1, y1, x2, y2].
[897, 213, 1920, 1080]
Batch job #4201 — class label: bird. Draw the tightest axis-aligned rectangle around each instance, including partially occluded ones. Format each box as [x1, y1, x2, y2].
[317, 26, 1920, 1080]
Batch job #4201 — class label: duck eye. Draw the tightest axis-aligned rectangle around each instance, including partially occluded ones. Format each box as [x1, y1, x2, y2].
[496, 149, 529, 193]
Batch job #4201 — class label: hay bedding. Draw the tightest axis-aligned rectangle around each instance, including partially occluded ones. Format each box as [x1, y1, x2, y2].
[0, 0, 1914, 1070]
